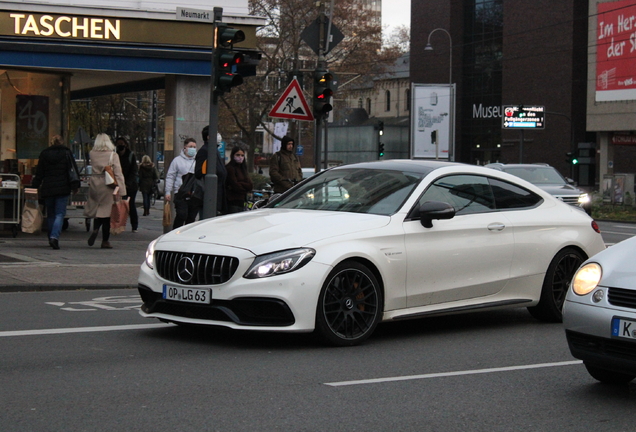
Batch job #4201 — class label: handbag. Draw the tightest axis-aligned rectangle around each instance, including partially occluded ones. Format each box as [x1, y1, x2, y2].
[104, 153, 118, 188]
[110, 195, 129, 235]
[176, 172, 204, 201]
[162, 200, 172, 227]
[66, 150, 80, 188]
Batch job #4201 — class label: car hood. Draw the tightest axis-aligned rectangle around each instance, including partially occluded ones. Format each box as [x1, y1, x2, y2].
[597, 236, 636, 290]
[538, 184, 582, 196]
[159, 209, 390, 255]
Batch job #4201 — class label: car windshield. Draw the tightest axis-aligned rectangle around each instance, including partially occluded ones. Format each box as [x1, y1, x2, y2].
[272, 168, 424, 215]
[503, 166, 567, 185]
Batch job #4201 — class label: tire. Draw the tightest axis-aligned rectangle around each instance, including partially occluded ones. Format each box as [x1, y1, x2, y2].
[585, 363, 636, 385]
[528, 247, 585, 322]
[315, 261, 383, 346]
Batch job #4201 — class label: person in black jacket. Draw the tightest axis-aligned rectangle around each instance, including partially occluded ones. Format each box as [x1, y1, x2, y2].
[32, 135, 80, 249]
[115, 137, 139, 232]
[194, 125, 227, 217]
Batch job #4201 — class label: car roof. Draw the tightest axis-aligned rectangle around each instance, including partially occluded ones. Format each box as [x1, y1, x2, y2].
[332, 159, 463, 175]
[486, 163, 553, 170]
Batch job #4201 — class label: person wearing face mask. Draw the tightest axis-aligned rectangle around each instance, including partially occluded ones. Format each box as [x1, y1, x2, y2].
[225, 146, 253, 213]
[165, 138, 199, 229]
[115, 136, 139, 232]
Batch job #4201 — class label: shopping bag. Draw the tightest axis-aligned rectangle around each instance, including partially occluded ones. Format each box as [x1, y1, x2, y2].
[110, 196, 129, 235]
[162, 200, 172, 227]
[21, 189, 43, 233]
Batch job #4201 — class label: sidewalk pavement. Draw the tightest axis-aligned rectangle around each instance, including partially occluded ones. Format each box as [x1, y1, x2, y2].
[0, 199, 168, 292]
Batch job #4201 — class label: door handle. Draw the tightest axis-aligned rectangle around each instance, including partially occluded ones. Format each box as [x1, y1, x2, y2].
[487, 222, 506, 231]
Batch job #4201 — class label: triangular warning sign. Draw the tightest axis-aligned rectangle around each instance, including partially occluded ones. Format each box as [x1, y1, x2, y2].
[269, 79, 315, 121]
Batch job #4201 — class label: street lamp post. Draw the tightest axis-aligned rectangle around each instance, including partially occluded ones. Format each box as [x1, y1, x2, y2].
[424, 28, 452, 85]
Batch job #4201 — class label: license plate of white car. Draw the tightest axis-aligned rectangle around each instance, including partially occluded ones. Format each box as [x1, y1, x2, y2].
[163, 285, 211, 304]
[612, 317, 636, 339]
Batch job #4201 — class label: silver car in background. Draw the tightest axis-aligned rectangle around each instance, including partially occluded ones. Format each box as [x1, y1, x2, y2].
[563, 235, 636, 384]
[486, 163, 591, 214]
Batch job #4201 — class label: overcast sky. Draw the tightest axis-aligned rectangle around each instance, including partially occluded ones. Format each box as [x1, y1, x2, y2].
[382, 0, 410, 34]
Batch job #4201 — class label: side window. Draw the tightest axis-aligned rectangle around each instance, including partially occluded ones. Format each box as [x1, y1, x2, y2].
[417, 175, 495, 215]
[489, 178, 543, 209]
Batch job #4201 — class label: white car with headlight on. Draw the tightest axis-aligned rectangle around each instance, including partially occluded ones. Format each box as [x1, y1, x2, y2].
[564, 235, 636, 384]
[139, 160, 605, 346]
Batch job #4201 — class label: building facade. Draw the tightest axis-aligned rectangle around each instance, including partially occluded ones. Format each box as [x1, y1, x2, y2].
[411, 0, 636, 190]
[0, 0, 263, 177]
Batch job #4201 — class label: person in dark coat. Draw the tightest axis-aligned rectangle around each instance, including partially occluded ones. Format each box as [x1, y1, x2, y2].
[225, 146, 253, 213]
[194, 125, 227, 216]
[269, 135, 302, 193]
[115, 136, 139, 232]
[32, 134, 80, 250]
[138, 155, 159, 216]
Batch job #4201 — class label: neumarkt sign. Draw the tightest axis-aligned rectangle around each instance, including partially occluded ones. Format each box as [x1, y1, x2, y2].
[176, 8, 213, 23]
[0, 11, 256, 48]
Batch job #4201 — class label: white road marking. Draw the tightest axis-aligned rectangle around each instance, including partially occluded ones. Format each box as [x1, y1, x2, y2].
[324, 360, 583, 387]
[612, 225, 636, 230]
[0, 323, 173, 338]
[602, 230, 635, 236]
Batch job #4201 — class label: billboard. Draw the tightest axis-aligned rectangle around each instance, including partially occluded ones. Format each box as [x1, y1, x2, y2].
[596, 0, 636, 102]
[411, 84, 455, 159]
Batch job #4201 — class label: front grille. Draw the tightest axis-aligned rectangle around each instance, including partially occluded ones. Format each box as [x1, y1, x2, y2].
[556, 195, 580, 205]
[155, 251, 239, 285]
[138, 286, 295, 326]
[608, 287, 636, 309]
[566, 330, 636, 359]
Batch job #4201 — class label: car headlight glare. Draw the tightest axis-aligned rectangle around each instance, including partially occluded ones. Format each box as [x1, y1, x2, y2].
[578, 193, 590, 204]
[571, 263, 602, 296]
[244, 248, 315, 279]
[145, 238, 159, 269]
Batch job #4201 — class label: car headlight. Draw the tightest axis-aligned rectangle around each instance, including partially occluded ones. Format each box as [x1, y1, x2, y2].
[145, 238, 159, 269]
[571, 263, 602, 296]
[578, 193, 590, 205]
[244, 248, 315, 279]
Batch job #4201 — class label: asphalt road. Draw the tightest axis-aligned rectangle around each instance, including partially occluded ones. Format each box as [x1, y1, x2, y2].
[2, 288, 636, 432]
[597, 220, 636, 246]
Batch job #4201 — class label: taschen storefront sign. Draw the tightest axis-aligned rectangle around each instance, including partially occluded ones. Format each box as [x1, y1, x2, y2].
[0, 11, 256, 48]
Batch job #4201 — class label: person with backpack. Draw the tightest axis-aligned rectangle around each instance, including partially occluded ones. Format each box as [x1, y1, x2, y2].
[268, 135, 302, 193]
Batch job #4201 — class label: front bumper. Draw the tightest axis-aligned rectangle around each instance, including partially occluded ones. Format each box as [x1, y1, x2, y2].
[563, 296, 636, 375]
[138, 258, 330, 333]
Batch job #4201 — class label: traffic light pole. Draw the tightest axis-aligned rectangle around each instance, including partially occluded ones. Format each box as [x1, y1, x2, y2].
[202, 7, 223, 220]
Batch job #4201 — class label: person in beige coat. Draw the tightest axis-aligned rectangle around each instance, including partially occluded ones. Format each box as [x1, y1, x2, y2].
[84, 133, 127, 249]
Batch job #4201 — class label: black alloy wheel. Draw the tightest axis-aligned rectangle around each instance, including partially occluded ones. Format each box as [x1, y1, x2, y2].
[315, 261, 383, 346]
[528, 247, 585, 322]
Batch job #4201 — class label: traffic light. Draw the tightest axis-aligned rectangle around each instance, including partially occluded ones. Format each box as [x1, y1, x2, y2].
[378, 142, 385, 158]
[566, 151, 579, 165]
[313, 70, 333, 118]
[377, 121, 384, 136]
[214, 23, 246, 95]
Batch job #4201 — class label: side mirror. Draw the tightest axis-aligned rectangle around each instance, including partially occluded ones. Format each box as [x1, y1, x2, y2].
[419, 201, 455, 228]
